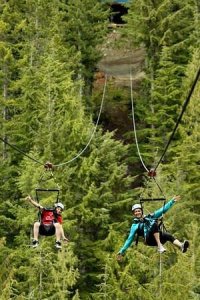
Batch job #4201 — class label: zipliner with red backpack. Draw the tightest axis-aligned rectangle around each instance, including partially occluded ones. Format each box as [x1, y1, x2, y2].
[26, 195, 69, 249]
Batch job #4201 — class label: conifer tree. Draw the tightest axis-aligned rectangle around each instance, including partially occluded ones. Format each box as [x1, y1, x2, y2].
[0, 1, 133, 298]
[0, 0, 199, 298]
[64, 0, 109, 101]
[124, 0, 197, 164]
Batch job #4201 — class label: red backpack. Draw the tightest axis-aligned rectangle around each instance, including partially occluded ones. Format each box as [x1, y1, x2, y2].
[40, 208, 62, 225]
[40, 209, 55, 225]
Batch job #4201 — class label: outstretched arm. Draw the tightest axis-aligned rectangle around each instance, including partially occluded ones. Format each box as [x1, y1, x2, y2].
[26, 195, 43, 210]
[153, 195, 181, 218]
[117, 224, 137, 261]
[173, 195, 181, 202]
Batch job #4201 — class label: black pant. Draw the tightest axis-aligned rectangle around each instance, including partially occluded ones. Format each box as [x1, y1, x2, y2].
[145, 222, 176, 246]
[39, 224, 55, 236]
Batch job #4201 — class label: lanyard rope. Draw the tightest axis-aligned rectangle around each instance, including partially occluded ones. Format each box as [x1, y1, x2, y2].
[54, 74, 108, 167]
[130, 69, 149, 172]
[0, 74, 108, 168]
[130, 67, 200, 173]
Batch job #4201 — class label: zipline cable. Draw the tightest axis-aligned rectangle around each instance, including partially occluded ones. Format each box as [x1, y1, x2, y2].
[130, 66, 199, 221]
[130, 68, 149, 172]
[53, 73, 108, 167]
[0, 74, 108, 168]
[153, 177, 166, 199]
[154, 67, 200, 171]
[0, 137, 44, 166]
[129, 66, 200, 300]
[130, 66, 200, 172]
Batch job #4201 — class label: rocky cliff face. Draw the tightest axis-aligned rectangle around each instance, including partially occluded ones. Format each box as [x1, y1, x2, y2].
[97, 30, 145, 87]
[93, 29, 145, 143]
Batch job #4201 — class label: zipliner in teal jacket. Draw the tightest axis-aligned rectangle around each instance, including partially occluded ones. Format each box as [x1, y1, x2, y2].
[118, 199, 175, 255]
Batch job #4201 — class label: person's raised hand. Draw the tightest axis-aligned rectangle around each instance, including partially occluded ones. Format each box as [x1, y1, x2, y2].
[173, 195, 181, 202]
[117, 254, 123, 262]
[63, 237, 69, 243]
[25, 195, 32, 202]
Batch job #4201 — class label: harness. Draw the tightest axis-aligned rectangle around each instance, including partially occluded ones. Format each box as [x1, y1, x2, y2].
[134, 216, 164, 246]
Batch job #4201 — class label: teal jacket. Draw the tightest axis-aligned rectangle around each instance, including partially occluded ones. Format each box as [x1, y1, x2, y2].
[118, 199, 175, 255]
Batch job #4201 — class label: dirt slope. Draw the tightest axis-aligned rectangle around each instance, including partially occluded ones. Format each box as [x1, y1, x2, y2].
[97, 29, 145, 87]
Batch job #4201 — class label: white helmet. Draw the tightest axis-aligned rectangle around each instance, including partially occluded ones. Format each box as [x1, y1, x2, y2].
[132, 204, 142, 212]
[55, 202, 64, 210]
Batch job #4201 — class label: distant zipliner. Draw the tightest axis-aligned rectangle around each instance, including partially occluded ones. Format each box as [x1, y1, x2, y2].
[26, 195, 69, 249]
[117, 195, 189, 261]
[26, 162, 69, 249]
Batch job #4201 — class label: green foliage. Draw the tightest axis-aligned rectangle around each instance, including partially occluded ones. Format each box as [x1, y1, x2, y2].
[0, 0, 199, 298]
[65, 0, 109, 100]
[123, 0, 198, 165]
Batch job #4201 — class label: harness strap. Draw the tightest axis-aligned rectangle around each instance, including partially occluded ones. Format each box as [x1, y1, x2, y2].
[134, 216, 168, 246]
[134, 220, 144, 246]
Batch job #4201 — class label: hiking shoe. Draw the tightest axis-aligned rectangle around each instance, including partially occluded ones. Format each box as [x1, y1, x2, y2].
[55, 241, 62, 249]
[181, 240, 189, 253]
[32, 240, 39, 248]
[158, 244, 166, 253]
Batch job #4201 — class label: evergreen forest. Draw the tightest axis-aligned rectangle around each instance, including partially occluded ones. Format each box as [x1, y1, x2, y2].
[0, 0, 199, 299]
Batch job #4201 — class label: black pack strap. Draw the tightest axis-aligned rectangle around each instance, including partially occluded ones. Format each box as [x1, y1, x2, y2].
[158, 218, 168, 232]
[134, 220, 144, 246]
[135, 232, 139, 246]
